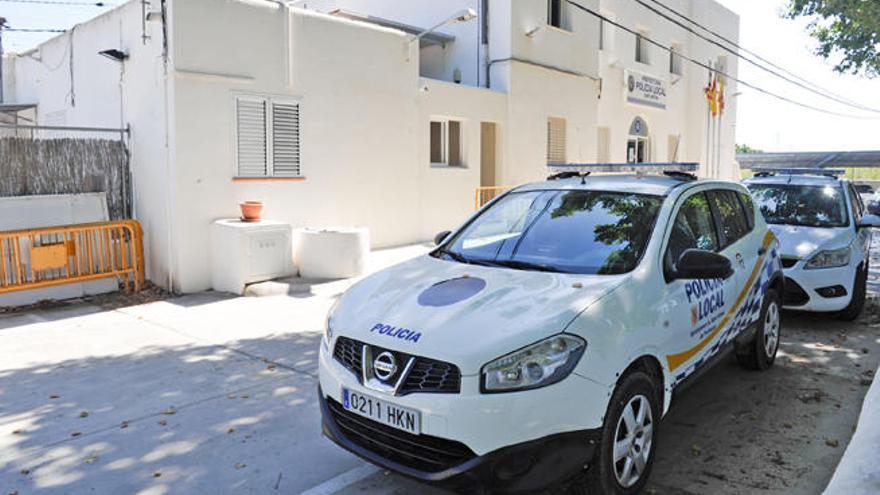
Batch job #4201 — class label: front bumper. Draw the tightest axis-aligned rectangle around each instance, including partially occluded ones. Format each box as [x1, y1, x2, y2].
[317, 339, 608, 492]
[319, 387, 600, 493]
[781, 261, 858, 312]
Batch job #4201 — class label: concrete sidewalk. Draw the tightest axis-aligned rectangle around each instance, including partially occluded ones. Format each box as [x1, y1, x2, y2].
[0, 243, 432, 495]
[824, 233, 880, 495]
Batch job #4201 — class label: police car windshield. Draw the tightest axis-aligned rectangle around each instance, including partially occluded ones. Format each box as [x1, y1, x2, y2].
[747, 184, 848, 228]
[436, 190, 664, 275]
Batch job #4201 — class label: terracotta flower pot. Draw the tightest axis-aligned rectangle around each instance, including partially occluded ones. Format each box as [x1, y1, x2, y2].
[239, 201, 264, 222]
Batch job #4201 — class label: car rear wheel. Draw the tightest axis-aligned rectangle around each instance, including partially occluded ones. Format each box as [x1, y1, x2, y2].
[581, 371, 659, 495]
[836, 264, 867, 321]
[737, 289, 780, 371]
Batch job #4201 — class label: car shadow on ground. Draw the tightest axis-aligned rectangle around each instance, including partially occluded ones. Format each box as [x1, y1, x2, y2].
[0, 329, 363, 494]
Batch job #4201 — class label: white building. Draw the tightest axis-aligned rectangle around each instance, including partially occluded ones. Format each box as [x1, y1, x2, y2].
[1, 0, 739, 293]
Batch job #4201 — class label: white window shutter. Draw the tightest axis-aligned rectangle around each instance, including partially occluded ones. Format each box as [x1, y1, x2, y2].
[271, 102, 301, 176]
[547, 117, 567, 164]
[236, 98, 268, 176]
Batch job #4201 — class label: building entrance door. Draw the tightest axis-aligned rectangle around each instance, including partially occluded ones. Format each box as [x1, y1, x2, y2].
[480, 122, 498, 187]
[627, 117, 650, 163]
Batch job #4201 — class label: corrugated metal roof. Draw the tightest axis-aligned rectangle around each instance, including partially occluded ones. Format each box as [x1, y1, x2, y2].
[737, 151, 880, 169]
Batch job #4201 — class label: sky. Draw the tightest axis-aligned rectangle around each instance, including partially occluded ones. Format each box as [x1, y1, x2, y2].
[1, 0, 879, 152]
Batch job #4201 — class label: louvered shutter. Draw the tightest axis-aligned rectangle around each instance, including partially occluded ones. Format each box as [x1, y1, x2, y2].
[547, 117, 567, 164]
[236, 98, 268, 176]
[271, 102, 301, 176]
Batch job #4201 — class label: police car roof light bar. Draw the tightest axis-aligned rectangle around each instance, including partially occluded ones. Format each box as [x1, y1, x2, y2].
[750, 167, 846, 178]
[547, 162, 699, 175]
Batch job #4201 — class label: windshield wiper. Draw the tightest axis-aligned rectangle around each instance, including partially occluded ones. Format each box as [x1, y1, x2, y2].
[436, 248, 473, 265]
[482, 259, 566, 273]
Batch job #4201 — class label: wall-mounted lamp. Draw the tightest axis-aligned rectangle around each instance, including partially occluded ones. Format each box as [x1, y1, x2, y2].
[408, 8, 476, 45]
[98, 49, 128, 62]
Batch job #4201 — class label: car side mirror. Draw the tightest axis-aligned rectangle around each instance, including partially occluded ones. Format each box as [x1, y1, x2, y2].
[674, 249, 734, 280]
[858, 214, 880, 229]
[434, 230, 452, 246]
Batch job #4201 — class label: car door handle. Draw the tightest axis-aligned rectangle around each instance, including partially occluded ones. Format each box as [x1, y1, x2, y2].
[757, 247, 767, 256]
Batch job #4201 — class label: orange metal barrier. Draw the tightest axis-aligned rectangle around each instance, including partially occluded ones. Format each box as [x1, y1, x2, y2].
[0, 220, 144, 295]
[475, 186, 512, 210]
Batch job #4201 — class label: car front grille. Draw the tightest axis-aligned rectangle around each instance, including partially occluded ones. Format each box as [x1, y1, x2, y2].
[783, 277, 810, 306]
[332, 337, 461, 395]
[333, 336, 362, 376]
[326, 397, 476, 473]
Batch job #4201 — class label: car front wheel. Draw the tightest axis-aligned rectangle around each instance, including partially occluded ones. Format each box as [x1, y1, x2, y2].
[837, 264, 868, 321]
[582, 371, 660, 495]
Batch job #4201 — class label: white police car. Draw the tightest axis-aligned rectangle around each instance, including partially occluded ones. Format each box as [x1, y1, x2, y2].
[745, 169, 880, 320]
[319, 164, 784, 494]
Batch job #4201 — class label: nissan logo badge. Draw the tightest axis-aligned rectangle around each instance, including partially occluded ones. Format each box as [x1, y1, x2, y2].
[373, 351, 398, 381]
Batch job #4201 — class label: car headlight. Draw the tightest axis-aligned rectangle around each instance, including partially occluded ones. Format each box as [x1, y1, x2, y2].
[804, 247, 851, 270]
[481, 335, 586, 393]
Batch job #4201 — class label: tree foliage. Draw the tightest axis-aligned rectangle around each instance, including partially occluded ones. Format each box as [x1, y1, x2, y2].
[736, 144, 763, 154]
[786, 0, 880, 78]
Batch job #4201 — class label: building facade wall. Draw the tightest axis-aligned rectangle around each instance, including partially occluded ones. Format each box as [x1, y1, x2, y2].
[4, 0, 740, 293]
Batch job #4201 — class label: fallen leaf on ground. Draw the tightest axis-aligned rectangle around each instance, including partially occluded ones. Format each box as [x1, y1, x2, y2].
[161, 407, 176, 415]
[227, 394, 237, 400]
[235, 463, 247, 470]
[70, 432, 82, 437]
[153, 471, 161, 478]
[120, 421, 129, 429]
[157, 420, 168, 426]
[227, 428, 235, 434]
[19, 469, 30, 475]
[84, 455, 99, 464]
[49, 395, 60, 399]
[691, 445, 702, 456]
[826, 439, 839, 448]
[11, 429, 23, 435]
[240, 394, 250, 399]
[79, 411, 89, 418]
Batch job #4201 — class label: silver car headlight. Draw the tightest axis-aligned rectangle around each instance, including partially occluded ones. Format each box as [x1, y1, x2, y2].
[481, 334, 586, 393]
[804, 247, 851, 270]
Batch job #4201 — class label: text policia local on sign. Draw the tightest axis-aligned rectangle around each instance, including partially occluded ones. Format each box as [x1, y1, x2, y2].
[626, 70, 668, 110]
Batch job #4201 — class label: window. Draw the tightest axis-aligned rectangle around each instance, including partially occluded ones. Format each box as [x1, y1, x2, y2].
[627, 117, 649, 163]
[747, 184, 849, 228]
[665, 192, 718, 277]
[635, 32, 650, 64]
[437, 190, 664, 275]
[669, 43, 683, 75]
[597, 127, 611, 163]
[235, 96, 301, 177]
[709, 190, 751, 248]
[667, 134, 680, 162]
[547, 117, 567, 164]
[847, 184, 864, 223]
[430, 119, 464, 166]
[548, 0, 570, 30]
[739, 192, 755, 230]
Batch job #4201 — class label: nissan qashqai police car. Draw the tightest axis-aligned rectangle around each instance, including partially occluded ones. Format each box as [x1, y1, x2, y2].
[744, 168, 880, 320]
[319, 164, 784, 494]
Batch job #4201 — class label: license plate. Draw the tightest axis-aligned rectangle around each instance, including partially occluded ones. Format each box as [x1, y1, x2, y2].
[342, 388, 421, 434]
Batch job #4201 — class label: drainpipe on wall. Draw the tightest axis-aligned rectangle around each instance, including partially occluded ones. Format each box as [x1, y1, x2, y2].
[0, 17, 6, 103]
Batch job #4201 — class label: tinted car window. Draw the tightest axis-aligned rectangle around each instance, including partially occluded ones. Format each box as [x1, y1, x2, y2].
[848, 184, 863, 222]
[709, 190, 750, 248]
[739, 192, 755, 230]
[439, 190, 664, 275]
[665, 192, 718, 276]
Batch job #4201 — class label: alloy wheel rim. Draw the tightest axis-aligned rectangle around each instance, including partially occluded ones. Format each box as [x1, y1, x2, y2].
[613, 394, 653, 488]
[764, 301, 780, 357]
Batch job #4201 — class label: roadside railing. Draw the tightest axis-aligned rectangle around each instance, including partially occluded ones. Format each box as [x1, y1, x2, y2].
[0, 220, 145, 295]
[474, 186, 512, 210]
